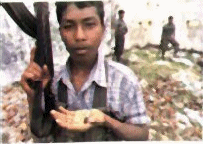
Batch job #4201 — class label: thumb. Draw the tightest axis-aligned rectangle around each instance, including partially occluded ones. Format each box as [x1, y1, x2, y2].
[87, 117, 96, 123]
[42, 65, 50, 77]
[30, 48, 36, 62]
[42, 65, 51, 88]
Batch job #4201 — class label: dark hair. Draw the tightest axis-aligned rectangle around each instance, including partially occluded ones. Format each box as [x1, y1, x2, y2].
[168, 16, 173, 20]
[186, 20, 190, 24]
[148, 20, 152, 26]
[118, 10, 125, 15]
[55, 1, 105, 26]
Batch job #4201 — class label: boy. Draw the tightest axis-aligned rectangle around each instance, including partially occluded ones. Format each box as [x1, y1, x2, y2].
[21, 1, 149, 142]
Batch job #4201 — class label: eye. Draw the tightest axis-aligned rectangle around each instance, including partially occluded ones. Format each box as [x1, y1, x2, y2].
[84, 22, 96, 28]
[61, 22, 74, 29]
[62, 24, 73, 29]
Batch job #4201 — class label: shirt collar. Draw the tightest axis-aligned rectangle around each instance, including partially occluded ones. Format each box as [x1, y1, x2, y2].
[89, 45, 107, 88]
[57, 43, 107, 90]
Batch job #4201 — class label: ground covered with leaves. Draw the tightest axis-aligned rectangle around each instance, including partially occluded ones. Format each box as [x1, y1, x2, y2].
[1, 47, 202, 142]
[122, 47, 202, 141]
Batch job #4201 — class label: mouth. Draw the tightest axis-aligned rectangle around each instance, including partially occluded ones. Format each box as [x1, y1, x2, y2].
[73, 47, 89, 55]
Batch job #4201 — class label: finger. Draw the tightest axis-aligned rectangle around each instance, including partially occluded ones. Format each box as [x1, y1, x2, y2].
[88, 109, 105, 124]
[70, 123, 92, 132]
[56, 119, 70, 129]
[87, 117, 102, 126]
[42, 65, 51, 88]
[58, 106, 75, 116]
[57, 120, 91, 132]
[22, 71, 36, 82]
[21, 71, 38, 90]
[58, 106, 73, 115]
[20, 77, 31, 90]
[20, 77, 34, 96]
[31, 62, 42, 72]
[29, 62, 43, 76]
[42, 65, 50, 78]
[30, 48, 36, 62]
[51, 110, 73, 124]
[50, 110, 67, 121]
[86, 117, 96, 123]
[58, 106, 68, 114]
[26, 64, 44, 81]
[50, 110, 62, 118]
[55, 119, 79, 130]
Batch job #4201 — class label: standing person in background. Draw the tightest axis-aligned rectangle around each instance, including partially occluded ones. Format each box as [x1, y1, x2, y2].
[159, 16, 179, 59]
[114, 10, 128, 62]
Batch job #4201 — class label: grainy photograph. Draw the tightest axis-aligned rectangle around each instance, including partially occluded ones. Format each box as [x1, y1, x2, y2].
[0, 0, 202, 143]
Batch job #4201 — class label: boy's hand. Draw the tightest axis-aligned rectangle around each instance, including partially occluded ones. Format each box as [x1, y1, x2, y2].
[50, 107, 106, 132]
[20, 48, 50, 103]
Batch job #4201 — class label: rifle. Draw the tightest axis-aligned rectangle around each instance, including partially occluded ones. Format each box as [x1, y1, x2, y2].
[2, 2, 55, 137]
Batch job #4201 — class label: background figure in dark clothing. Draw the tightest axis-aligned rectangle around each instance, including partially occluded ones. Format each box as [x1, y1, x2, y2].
[114, 10, 128, 62]
[160, 16, 179, 59]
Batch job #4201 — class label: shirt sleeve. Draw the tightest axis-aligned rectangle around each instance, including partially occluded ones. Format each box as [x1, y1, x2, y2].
[121, 79, 150, 124]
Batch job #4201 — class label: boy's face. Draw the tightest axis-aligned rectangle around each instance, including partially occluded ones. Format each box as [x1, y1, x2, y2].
[59, 4, 104, 63]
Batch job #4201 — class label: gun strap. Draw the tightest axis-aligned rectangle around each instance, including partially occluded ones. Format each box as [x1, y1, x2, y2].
[92, 60, 108, 109]
[57, 78, 68, 108]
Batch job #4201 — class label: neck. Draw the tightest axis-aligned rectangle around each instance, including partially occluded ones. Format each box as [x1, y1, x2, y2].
[69, 55, 98, 73]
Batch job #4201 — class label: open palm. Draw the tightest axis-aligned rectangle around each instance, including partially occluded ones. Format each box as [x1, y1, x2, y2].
[50, 107, 93, 132]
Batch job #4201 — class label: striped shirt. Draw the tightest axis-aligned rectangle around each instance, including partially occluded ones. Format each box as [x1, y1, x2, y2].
[51, 50, 150, 125]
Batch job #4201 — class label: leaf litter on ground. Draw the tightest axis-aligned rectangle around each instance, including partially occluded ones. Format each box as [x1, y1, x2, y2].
[1, 48, 202, 142]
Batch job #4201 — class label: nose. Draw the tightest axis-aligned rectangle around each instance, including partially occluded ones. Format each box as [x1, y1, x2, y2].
[75, 26, 86, 41]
